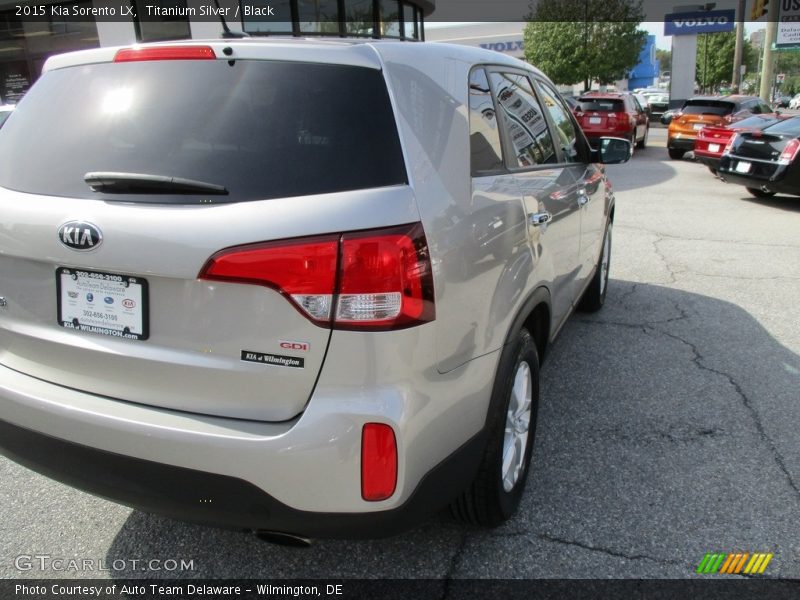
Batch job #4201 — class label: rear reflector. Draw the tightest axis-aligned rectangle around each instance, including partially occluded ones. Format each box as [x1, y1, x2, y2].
[361, 423, 397, 501]
[198, 223, 435, 330]
[114, 46, 216, 62]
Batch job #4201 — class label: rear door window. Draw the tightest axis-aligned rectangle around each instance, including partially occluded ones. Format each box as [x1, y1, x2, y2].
[490, 71, 557, 168]
[535, 79, 583, 164]
[0, 60, 407, 204]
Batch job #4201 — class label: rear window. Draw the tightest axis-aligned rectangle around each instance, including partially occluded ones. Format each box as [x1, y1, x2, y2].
[763, 116, 800, 137]
[681, 100, 736, 116]
[0, 60, 407, 204]
[732, 115, 776, 129]
[577, 99, 625, 112]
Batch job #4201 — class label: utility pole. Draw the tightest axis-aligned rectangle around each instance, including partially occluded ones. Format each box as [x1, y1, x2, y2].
[759, 0, 780, 102]
[731, 0, 745, 92]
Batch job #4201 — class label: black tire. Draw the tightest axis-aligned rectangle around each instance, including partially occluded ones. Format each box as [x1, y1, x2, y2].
[747, 187, 776, 198]
[450, 328, 539, 527]
[668, 148, 686, 160]
[636, 126, 648, 149]
[708, 167, 718, 176]
[579, 221, 612, 312]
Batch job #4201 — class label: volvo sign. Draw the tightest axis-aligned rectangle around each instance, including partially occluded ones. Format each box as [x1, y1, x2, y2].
[664, 10, 736, 36]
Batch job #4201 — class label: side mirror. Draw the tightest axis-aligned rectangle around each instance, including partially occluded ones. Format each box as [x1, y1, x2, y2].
[594, 137, 631, 165]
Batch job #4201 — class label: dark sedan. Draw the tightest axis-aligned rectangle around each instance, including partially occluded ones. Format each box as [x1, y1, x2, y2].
[695, 114, 789, 174]
[718, 116, 800, 198]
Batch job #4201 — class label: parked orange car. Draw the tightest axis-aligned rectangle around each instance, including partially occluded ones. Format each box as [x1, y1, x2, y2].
[667, 95, 775, 160]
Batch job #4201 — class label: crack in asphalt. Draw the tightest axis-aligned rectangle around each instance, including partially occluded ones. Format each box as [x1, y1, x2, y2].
[653, 329, 800, 501]
[652, 236, 680, 284]
[535, 532, 685, 567]
[616, 224, 800, 250]
[616, 282, 639, 307]
[676, 269, 800, 282]
[441, 530, 469, 597]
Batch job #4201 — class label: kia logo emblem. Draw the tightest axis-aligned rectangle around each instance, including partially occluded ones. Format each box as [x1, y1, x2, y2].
[58, 221, 102, 251]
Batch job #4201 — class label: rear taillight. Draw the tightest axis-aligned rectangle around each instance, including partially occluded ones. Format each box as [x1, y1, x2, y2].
[337, 224, 434, 329]
[199, 235, 339, 325]
[198, 223, 435, 330]
[779, 139, 800, 164]
[723, 133, 738, 155]
[361, 423, 397, 501]
[114, 46, 216, 62]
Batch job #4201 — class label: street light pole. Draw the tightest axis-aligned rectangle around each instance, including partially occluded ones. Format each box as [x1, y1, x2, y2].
[759, 0, 780, 102]
[731, 0, 745, 92]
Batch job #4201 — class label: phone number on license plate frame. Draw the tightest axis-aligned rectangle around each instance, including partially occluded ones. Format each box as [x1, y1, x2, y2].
[56, 267, 149, 340]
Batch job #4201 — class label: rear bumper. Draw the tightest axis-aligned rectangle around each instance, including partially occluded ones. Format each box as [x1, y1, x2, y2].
[718, 156, 799, 195]
[695, 154, 721, 170]
[584, 130, 633, 147]
[0, 417, 484, 538]
[667, 136, 696, 151]
[0, 332, 498, 535]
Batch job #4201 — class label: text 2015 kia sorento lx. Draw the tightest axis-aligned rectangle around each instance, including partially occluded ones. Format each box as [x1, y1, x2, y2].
[0, 39, 629, 538]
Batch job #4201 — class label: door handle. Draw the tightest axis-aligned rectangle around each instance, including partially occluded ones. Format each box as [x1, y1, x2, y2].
[577, 188, 589, 206]
[529, 212, 552, 227]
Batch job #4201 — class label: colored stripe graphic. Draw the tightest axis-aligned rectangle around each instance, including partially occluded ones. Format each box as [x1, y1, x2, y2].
[698, 552, 774, 575]
[743, 553, 774, 574]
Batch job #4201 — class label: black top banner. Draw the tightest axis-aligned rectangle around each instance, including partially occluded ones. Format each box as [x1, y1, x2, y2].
[0, 0, 785, 23]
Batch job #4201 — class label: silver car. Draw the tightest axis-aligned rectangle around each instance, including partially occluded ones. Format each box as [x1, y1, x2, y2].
[0, 39, 628, 539]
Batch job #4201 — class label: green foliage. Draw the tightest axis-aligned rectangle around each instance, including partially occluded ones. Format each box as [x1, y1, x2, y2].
[696, 32, 756, 93]
[656, 49, 671, 73]
[524, 0, 647, 89]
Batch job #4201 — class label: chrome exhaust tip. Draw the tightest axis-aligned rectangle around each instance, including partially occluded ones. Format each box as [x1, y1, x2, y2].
[254, 530, 313, 547]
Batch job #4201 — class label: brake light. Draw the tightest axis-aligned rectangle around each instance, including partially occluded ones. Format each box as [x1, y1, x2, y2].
[199, 235, 339, 324]
[198, 223, 435, 330]
[337, 224, 435, 329]
[361, 423, 397, 501]
[723, 133, 738, 155]
[114, 46, 216, 62]
[779, 139, 800, 164]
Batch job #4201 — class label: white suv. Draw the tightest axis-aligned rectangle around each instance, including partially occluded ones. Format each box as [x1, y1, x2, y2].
[0, 39, 628, 539]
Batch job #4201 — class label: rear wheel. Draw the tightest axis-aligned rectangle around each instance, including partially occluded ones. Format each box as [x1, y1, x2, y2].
[450, 328, 539, 527]
[579, 221, 612, 312]
[668, 148, 686, 160]
[637, 126, 648, 149]
[708, 167, 718, 176]
[747, 187, 776, 198]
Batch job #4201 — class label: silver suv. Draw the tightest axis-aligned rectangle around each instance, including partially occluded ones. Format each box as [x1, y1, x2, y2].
[0, 39, 628, 538]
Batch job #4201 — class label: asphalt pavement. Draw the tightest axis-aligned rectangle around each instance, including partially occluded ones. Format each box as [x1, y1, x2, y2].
[2, 128, 799, 580]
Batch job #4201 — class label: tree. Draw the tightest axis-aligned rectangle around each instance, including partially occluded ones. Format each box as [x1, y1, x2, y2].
[656, 49, 671, 75]
[524, 0, 647, 90]
[696, 32, 756, 93]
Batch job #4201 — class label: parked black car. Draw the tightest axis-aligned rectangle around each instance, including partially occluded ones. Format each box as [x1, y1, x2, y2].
[718, 116, 800, 198]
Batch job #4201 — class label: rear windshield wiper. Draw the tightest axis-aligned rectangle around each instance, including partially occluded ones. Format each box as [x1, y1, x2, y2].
[84, 172, 228, 195]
